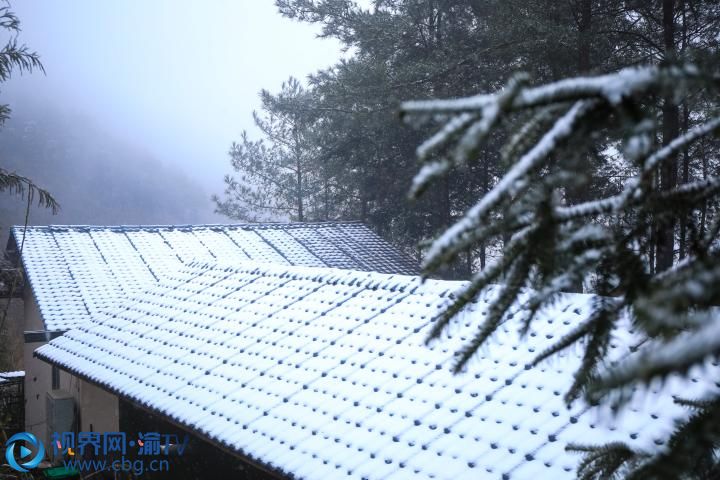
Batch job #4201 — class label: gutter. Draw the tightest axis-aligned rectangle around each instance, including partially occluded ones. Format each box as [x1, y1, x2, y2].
[24, 330, 67, 343]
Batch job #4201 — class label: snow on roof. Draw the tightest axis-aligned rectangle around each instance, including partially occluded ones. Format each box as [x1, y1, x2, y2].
[10, 223, 418, 331]
[35, 262, 720, 480]
[0, 371, 25, 384]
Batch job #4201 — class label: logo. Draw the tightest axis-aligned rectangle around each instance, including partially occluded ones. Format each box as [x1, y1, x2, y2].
[5, 432, 45, 472]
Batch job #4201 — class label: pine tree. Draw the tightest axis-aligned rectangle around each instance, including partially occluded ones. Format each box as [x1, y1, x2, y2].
[213, 78, 325, 222]
[275, 0, 523, 262]
[402, 61, 720, 477]
[272, 0, 659, 268]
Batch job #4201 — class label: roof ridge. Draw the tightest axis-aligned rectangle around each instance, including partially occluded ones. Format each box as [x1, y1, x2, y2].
[11, 221, 366, 232]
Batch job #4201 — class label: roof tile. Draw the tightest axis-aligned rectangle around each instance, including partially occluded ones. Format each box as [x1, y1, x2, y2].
[35, 261, 720, 479]
[11, 223, 417, 330]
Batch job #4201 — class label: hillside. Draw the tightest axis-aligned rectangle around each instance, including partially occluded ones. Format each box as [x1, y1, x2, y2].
[0, 101, 219, 244]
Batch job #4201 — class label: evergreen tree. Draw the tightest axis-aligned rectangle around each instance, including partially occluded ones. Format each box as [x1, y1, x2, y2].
[213, 0, 720, 475]
[213, 78, 325, 222]
[221, 0, 719, 276]
[402, 61, 720, 478]
[274, 0, 521, 264]
[269, 0, 653, 268]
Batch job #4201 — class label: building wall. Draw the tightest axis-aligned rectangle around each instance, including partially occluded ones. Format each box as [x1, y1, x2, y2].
[23, 286, 119, 445]
[23, 286, 54, 444]
[79, 379, 119, 433]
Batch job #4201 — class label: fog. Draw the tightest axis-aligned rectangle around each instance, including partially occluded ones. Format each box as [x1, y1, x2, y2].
[0, 0, 342, 225]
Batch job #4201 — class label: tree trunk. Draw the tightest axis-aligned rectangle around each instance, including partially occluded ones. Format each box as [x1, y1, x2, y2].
[577, 0, 592, 73]
[562, 0, 593, 292]
[479, 160, 488, 270]
[479, 242, 486, 270]
[296, 159, 304, 222]
[442, 176, 451, 228]
[700, 140, 708, 238]
[360, 183, 368, 223]
[656, 0, 678, 272]
[679, 104, 689, 259]
[324, 175, 330, 221]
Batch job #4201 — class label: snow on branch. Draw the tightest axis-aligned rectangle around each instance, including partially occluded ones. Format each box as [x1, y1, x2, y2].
[402, 65, 698, 116]
[590, 311, 720, 399]
[551, 116, 720, 223]
[404, 60, 720, 430]
[421, 100, 597, 272]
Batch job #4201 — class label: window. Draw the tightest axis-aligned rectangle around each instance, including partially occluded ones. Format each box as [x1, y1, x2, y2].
[51, 365, 59, 390]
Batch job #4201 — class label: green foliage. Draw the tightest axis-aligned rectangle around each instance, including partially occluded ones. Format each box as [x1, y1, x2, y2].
[570, 397, 720, 479]
[0, 4, 43, 80]
[261, 0, 705, 267]
[221, 0, 545, 264]
[568, 442, 646, 480]
[391, 4, 720, 476]
[213, 77, 333, 222]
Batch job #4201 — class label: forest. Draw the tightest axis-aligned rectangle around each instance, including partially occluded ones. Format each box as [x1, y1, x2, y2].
[215, 0, 720, 277]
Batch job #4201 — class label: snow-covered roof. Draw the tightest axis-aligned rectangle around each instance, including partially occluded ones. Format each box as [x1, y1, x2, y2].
[0, 371, 25, 384]
[10, 223, 418, 331]
[35, 262, 719, 480]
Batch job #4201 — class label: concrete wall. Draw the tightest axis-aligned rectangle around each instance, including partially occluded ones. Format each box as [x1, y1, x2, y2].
[79, 379, 119, 433]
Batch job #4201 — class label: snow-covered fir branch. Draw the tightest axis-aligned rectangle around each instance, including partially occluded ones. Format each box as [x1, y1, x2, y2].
[402, 64, 703, 115]
[404, 61, 720, 478]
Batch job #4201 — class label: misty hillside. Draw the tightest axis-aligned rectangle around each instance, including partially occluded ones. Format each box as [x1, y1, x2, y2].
[0, 100, 219, 243]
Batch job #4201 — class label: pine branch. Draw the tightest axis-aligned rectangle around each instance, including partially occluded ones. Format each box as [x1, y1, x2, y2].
[501, 103, 568, 164]
[0, 168, 59, 213]
[426, 224, 536, 342]
[421, 100, 598, 273]
[452, 250, 531, 372]
[405, 62, 720, 476]
[566, 302, 616, 403]
[409, 73, 528, 199]
[624, 397, 720, 479]
[531, 299, 623, 369]
[568, 442, 645, 480]
[552, 116, 720, 223]
[0, 40, 44, 82]
[589, 312, 720, 402]
[402, 64, 709, 116]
